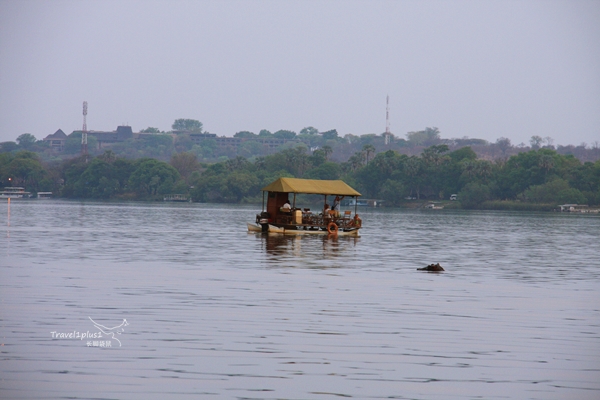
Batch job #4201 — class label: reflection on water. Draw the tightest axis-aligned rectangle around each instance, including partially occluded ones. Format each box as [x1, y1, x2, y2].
[1, 200, 599, 399]
[261, 233, 359, 266]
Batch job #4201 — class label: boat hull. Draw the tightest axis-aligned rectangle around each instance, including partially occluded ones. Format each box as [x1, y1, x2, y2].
[247, 222, 360, 236]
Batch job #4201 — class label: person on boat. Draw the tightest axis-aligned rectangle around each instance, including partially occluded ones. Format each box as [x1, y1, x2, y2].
[332, 195, 345, 217]
[282, 199, 291, 210]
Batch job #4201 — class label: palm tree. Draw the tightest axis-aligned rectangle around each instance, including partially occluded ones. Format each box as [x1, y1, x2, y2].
[475, 160, 493, 181]
[322, 145, 333, 161]
[348, 152, 365, 171]
[538, 154, 554, 175]
[362, 144, 376, 165]
[404, 156, 422, 199]
[462, 160, 477, 179]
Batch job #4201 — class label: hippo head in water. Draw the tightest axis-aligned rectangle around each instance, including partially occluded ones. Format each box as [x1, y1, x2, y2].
[418, 263, 445, 272]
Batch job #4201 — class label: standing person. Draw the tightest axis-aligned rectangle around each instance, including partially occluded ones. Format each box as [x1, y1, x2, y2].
[332, 195, 344, 217]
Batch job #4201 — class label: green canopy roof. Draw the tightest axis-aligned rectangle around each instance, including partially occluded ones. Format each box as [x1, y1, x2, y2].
[262, 177, 361, 196]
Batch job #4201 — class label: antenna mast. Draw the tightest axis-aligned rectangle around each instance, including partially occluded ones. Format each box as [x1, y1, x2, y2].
[82, 101, 88, 160]
[384, 95, 391, 145]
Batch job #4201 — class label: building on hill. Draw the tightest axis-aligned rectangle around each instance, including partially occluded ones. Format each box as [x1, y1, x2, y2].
[187, 132, 299, 151]
[45, 126, 302, 155]
[189, 132, 218, 143]
[67, 125, 136, 150]
[87, 125, 133, 148]
[42, 129, 67, 152]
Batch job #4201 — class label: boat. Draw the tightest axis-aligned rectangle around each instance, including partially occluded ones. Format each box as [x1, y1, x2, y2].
[0, 187, 31, 199]
[558, 204, 600, 213]
[425, 202, 444, 210]
[249, 177, 363, 236]
[37, 192, 53, 199]
[163, 194, 191, 202]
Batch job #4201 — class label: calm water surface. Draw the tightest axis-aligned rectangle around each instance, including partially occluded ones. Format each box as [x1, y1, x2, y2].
[1, 200, 599, 399]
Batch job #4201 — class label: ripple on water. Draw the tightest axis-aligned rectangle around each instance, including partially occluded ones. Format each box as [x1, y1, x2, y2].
[1, 201, 599, 399]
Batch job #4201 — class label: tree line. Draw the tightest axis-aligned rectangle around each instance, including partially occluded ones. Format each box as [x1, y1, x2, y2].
[1, 143, 598, 209]
[3, 120, 599, 165]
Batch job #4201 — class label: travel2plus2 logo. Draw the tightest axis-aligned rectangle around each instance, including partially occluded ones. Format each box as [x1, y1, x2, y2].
[50, 317, 129, 347]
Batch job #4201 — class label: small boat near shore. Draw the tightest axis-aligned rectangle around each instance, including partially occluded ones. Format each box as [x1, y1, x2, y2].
[163, 194, 191, 202]
[37, 192, 53, 199]
[249, 177, 363, 236]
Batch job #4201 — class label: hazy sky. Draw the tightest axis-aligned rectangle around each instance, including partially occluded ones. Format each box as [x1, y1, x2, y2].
[1, 0, 599, 146]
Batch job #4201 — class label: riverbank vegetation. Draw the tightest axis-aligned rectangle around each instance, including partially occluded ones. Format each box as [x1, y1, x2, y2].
[1, 141, 598, 209]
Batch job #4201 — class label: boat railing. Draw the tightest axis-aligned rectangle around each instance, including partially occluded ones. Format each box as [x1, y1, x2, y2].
[276, 209, 356, 230]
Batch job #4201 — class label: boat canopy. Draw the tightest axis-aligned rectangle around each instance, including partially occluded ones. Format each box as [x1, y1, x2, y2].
[262, 177, 361, 196]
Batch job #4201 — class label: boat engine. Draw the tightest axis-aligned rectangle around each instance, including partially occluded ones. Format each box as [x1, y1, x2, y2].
[257, 212, 270, 232]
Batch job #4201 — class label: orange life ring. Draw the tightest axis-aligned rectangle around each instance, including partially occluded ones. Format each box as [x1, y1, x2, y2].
[327, 221, 338, 234]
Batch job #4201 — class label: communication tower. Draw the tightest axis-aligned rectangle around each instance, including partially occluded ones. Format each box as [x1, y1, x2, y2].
[384, 95, 392, 145]
[82, 101, 88, 159]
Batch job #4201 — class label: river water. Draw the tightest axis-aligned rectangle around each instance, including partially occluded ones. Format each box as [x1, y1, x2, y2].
[1, 200, 599, 399]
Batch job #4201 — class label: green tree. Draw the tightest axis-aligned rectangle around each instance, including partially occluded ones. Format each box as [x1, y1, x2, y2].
[494, 137, 512, 156]
[141, 127, 161, 133]
[170, 152, 201, 183]
[239, 140, 268, 158]
[530, 135, 543, 149]
[459, 182, 490, 209]
[16, 133, 37, 149]
[354, 150, 405, 198]
[305, 162, 341, 180]
[310, 148, 327, 167]
[523, 178, 587, 204]
[300, 126, 319, 135]
[281, 146, 311, 177]
[73, 158, 115, 198]
[347, 151, 365, 172]
[225, 156, 252, 172]
[475, 160, 493, 182]
[406, 127, 440, 147]
[234, 131, 256, 138]
[172, 119, 203, 132]
[0, 141, 19, 153]
[422, 145, 449, 166]
[380, 179, 407, 206]
[224, 172, 259, 202]
[129, 159, 181, 196]
[321, 129, 339, 140]
[273, 130, 296, 139]
[1, 151, 45, 189]
[538, 154, 554, 175]
[59, 156, 89, 197]
[449, 146, 477, 162]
